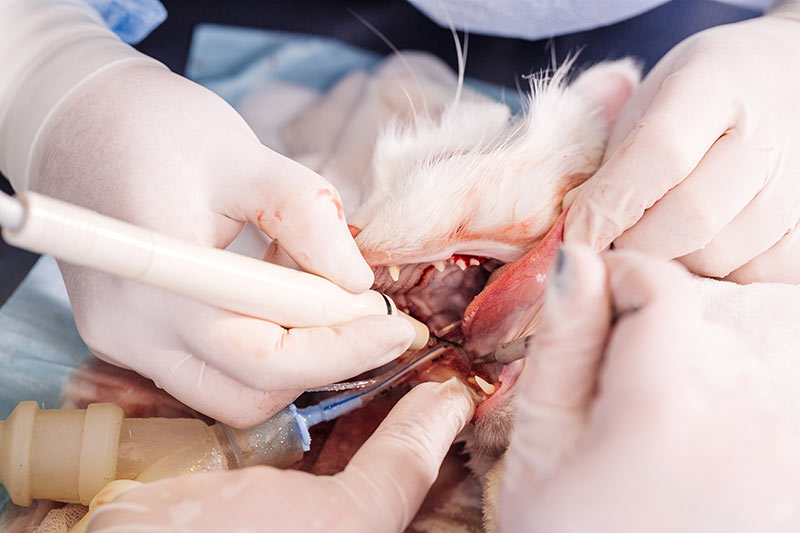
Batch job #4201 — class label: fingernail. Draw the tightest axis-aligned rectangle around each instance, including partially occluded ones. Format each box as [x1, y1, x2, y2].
[549, 245, 570, 297]
[379, 317, 416, 359]
[556, 245, 567, 274]
[436, 377, 476, 410]
[340, 260, 375, 293]
[354, 260, 375, 291]
[438, 375, 469, 391]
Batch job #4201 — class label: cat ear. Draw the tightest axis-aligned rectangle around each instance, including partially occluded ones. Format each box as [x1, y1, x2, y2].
[571, 59, 641, 131]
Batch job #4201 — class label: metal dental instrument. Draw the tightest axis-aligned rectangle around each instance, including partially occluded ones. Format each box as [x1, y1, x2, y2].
[296, 341, 452, 426]
[0, 190, 429, 349]
[492, 335, 532, 363]
[479, 335, 532, 364]
[429, 319, 530, 365]
[304, 330, 464, 393]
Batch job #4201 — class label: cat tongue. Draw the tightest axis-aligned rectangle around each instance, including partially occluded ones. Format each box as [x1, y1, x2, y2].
[461, 211, 566, 356]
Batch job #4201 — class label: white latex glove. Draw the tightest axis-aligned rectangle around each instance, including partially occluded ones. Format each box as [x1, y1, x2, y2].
[0, 0, 414, 426]
[564, 1, 800, 284]
[84, 379, 475, 533]
[499, 244, 800, 532]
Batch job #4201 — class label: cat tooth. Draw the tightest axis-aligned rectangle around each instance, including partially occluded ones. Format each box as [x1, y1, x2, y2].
[455, 259, 467, 271]
[469, 258, 480, 267]
[433, 261, 446, 272]
[388, 265, 400, 282]
[474, 375, 496, 395]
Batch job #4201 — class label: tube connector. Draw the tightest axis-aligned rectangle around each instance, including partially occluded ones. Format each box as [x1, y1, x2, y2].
[0, 402, 123, 506]
[215, 405, 307, 468]
[0, 402, 310, 507]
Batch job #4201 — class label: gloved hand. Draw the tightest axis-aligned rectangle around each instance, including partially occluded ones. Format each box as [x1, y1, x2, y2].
[564, 2, 800, 284]
[0, 1, 414, 427]
[84, 379, 475, 533]
[498, 244, 800, 532]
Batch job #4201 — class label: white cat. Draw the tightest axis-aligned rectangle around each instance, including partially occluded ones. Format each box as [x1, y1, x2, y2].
[276, 50, 640, 530]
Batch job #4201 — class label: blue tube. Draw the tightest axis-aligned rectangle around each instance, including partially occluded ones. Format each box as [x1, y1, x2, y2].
[290, 394, 368, 452]
[290, 395, 364, 453]
[295, 393, 365, 429]
[292, 342, 451, 450]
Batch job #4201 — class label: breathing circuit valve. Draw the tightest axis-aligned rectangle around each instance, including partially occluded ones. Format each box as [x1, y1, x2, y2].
[0, 401, 310, 507]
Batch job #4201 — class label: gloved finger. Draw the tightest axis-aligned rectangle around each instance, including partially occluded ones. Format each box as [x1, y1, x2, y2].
[677, 180, 798, 278]
[613, 131, 764, 259]
[726, 223, 800, 284]
[87, 381, 471, 533]
[335, 378, 475, 533]
[122, 347, 301, 428]
[559, 50, 671, 211]
[500, 244, 609, 517]
[219, 144, 374, 293]
[564, 65, 734, 251]
[603, 249, 697, 317]
[499, 252, 701, 532]
[599, 68, 669, 164]
[71, 480, 144, 533]
[177, 306, 415, 391]
[600, 251, 704, 391]
[86, 466, 340, 533]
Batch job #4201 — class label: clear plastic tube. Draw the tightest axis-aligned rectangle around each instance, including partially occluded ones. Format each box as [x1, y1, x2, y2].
[0, 402, 307, 506]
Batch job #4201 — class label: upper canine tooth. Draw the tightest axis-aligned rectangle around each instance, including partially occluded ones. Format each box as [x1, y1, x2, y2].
[474, 375, 496, 395]
[388, 265, 400, 282]
[433, 261, 446, 272]
[469, 258, 480, 267]
[455, 259, 467, 271]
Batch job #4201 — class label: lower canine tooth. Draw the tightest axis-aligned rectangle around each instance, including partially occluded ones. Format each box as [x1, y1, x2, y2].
[388, 265, 400, 282]
[475, 375, 496, 395]
[433, 261, 445, 272]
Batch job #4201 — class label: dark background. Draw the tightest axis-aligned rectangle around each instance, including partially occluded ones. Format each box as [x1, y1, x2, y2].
[136, 0, 760, 85]
[0, 0, 760, 304]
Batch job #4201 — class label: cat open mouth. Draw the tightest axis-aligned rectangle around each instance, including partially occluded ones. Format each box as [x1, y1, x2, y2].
[356, 210, 566, 421]
[280, 50, 640, 471]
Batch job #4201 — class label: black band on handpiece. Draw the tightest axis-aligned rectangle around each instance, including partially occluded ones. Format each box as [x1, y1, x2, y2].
[380, 293, 393, 315]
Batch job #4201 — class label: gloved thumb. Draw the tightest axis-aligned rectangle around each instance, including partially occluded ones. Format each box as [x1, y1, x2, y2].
[500, 244, 611, 524]
[336, 378, 475, 533]
[220, 143, 374, 293]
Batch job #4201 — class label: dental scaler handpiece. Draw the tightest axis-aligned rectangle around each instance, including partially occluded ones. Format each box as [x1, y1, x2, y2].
[0, 191, 428, 349]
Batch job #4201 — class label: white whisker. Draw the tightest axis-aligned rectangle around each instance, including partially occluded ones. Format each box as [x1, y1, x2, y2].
[349, 9, 431, 117]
